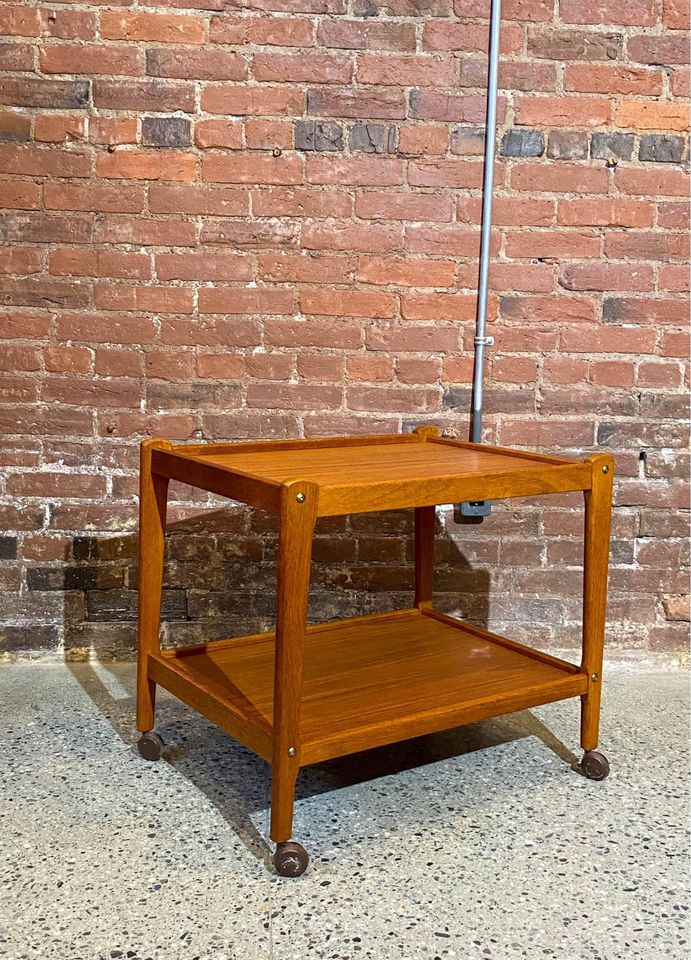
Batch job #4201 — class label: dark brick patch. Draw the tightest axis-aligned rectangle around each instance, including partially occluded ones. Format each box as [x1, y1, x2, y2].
[142, 116, 191, 148]
[500, 129, 544, 158]
[0, 77, 89, 109]
[294, 119, 343, 152]
[0, 536, 17, 560]
[639, 134, 686, 163]
[0, 625, 58, 652]
[349, 122, 396, 154]
[547, 130, 588, 160]
[590, 132, 634, 161]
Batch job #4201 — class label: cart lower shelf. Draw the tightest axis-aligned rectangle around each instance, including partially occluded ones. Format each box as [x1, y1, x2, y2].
[149, 608, 587, 766]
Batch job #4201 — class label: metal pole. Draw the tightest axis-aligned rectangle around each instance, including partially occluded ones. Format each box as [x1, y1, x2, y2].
[456, 0, 501, 521]
[471, 0, 501, 445]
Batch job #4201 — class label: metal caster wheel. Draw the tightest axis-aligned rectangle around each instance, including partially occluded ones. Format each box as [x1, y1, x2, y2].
[138, 731, 164, 761]
[581, 750, 610, 781]
[273, 841, 309, 878]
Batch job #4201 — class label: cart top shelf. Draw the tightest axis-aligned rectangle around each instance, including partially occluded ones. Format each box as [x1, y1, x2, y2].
[150, 431, 596, 517]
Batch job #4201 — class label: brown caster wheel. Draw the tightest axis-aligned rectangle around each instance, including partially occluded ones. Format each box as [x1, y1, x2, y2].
[138, 731, 164, 761]
[581, 750, 610, 781]
[273, 841, 309, 878]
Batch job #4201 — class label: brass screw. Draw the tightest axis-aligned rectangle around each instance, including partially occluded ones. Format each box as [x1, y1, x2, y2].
[296, 493, 305, 503]
[591, 672, 599, 682]
[606, 157, 618, 168]
[288, 746, 297, 757]
[602, 465, 609, 474]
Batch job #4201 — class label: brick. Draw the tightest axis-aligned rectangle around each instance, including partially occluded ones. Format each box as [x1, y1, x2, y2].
[101, 11, 205, 44]
[658, 202, 690, 230]
[515, 96, 611, 127]
[7, 472, 106, 498]
[628, 34, 689, 65]
[399, 124, 448, 156]
[565, 64, 663, 95]
[302, 221, 402, 253]
[348, 384, 438, 413]
[355, 192, 452, 222]
[615, 100, 689, 132]
[35, 116, 85, 143]
[148, 184, 249, 216]
[194, 120, 243, 150]
[558, 199, 652, 227]
[528, 28, 623, 61]
[89, 118, 138, 147]
[0, 43, 33, 71]
[408, 160, 485, 189]
[406, 225, 483, 257]
[40, 9, 96, 40]
[457, 197, 554, 227]
[203, 219, 299, 248]
[0, 213, 92, 244]
[44, 345, 93, 374]
[259, 253, 353, 284]
[142, 116, 191, 148]
[301, 289, 395, 319]
[252, 187, 350, 218]
[202, 154, 302, 185]
[659, 264, 689, 292]
[512, 161, 608, 194]
[155, 252, 252, 282]
[0, 113, 30, 143]
[604, 231, 687, 261]
[367, 323, 459, 353]
[0, 77, 90, 109]
[295, 120, 344, 152]
[560, 0, 657, 25]
[501, 129, 544, 157]
[0, 247, 42, 276]
[210, 16, 314, 47]
[615, 167, 690, 197]
[201, 84, 303, 117]
[50, 248, 151, 280]
[561, 325, 656, 354]
[198, 287, 294, 315]
[546, 130, 588, 160]
[357, 257, 455, 288]
[40, 44, 142, 76]
[346, 355, 393, 382]
[423, 21, 524, 54]
[97, 149, 196, 181]
[560, 263, 654, 292]
[308, 88, 405, 120]
[56, 314, 156, 344]
[0, 5, 40, 36]
[247, 382, 342, 410]
[450, 126, 485, 157]
[590, 131, 634, 160]
[245, 119, 293, 150]
[0, 278, 90, 309]
[94, 285, 194, 315]
[639, 134, 686, 163]
[349, 123, 396, 154]
[146, 48, 247, 80]
[505, 230, 600, 259]
[93, 79, 194, 112]
[252, 53, 352, 84]
[401, 293, 476, 321]
[45, 183, 145, 214]
[589, 359, 635, 387]
[307, 156, 404, 186]
[410, 90, 506, 124]
[603, 297, 687, 326]
[318, 19, 415, 52]
[357, 54, 458, 87]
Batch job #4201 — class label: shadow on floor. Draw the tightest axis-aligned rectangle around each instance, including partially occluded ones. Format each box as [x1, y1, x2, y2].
[68, 659, 581, 871]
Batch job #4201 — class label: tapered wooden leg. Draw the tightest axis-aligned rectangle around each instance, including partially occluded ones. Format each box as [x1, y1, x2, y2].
[414, 506, 435, 610]
[580, 454, 614, 751]
[412, 425, 438, 611]
[270, 480, 318, 844]
[136, 439, 171, 733]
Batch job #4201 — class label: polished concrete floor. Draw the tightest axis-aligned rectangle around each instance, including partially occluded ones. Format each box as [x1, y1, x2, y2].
[0, 663, 688, 960]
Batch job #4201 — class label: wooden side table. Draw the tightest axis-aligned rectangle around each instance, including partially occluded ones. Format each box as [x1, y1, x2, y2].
[135, 427, 614, 877]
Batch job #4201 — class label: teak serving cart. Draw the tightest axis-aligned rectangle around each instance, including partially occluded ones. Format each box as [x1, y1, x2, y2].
[136, 427, 613, 877]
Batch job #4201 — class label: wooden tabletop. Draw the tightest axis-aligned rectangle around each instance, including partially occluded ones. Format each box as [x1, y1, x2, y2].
[151, 433, 594, 516]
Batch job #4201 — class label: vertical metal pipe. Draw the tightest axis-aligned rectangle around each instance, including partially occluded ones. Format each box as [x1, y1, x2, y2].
[470, 0, 502, 444]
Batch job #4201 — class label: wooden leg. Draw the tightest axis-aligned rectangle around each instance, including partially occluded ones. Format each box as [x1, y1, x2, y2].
[270, 480, 318, 844]
[136, 439, 171, 733]
[580, 454, 614, 752]
[414, 506, 435, 610]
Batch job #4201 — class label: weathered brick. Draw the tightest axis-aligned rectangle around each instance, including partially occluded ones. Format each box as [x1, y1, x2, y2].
[295, 120, 344, 152]
[142, 116, 191, 148]
[590, 131, 634, 160]
[308, 88, 406, 120]
[318, 19, 416, 51]
[546, 130, 588, 160]
[0, 78, 90, 109]
[349, 123, 397, 154]
[501, 129, 544, 157]
[146, 48, 247, 80]
[0, 113, 30, 143]
[639, 134, 686, 163]
[527, 28, 623, 61]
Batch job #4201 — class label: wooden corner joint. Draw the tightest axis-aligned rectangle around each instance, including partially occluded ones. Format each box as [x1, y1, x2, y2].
[584, 451, 615, 483]
[413, 424, 440, 441]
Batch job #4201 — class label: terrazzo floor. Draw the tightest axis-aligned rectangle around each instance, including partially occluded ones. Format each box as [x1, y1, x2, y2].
[0, 663, 688, 960]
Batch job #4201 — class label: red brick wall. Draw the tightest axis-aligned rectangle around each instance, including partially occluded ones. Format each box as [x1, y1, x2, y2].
[0, 0, 689, 660]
